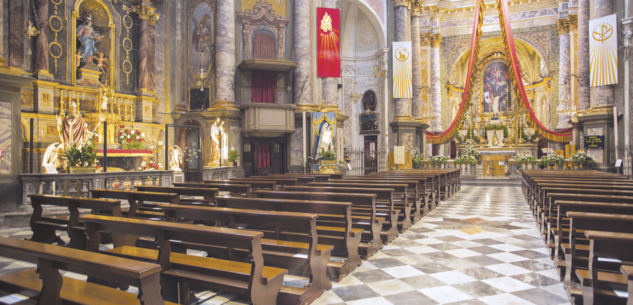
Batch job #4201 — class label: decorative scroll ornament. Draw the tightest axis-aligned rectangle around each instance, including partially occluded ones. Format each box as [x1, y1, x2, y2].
[49, 0, 64, 73]
[122, 5, 134, 86]
[129, 3, 160, 26]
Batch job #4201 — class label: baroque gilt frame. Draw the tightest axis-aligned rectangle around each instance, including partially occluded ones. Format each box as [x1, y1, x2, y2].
[237, 1, 289, 60]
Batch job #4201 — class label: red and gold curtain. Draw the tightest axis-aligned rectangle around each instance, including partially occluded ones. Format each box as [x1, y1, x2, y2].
[426, 0, 572, 143]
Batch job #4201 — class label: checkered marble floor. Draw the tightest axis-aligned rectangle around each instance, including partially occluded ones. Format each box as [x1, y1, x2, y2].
[0, 186, 570, 305]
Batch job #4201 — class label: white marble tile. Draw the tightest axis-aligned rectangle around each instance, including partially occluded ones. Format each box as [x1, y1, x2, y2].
[478, 293, 536, 305]
[405, 245, 440, 254]
[482, 277, 536, 292]
[332, 275, 364, 288]
[536, 269, 561, 280]
[445, 248, 483, 258]
[345, 296, 393, 305]
[430, 271, 478, 285]
[450, 240, 485, 248]
[489, 244, 527, 252]
[419, 285, 475, 303]
[382, 266, 426, 278]
[487, 252, 530, 263]
[485, 263, 532, 276]
[310, 290, 345, 305]
[366, 279, 415, 295]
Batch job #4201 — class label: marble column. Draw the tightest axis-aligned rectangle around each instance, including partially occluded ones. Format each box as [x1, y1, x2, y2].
[293, 0, 313, 107]
[556, 19, 571, 130]
[590, 0, 615, 107]
[322, 0, 338, 110]
[394, 1, 411, 119]
[214, 0, 236, 107]
[34, 0, 50, 77]
[430, 33, 442, 132]
[576, 0, 590, 110]
[8, 0, 23, 69]
[133, 3, 160, 95]
[411, 5, 422, 119]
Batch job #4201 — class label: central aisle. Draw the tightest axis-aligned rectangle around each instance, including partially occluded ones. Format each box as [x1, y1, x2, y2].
[313, 185, 571, 305]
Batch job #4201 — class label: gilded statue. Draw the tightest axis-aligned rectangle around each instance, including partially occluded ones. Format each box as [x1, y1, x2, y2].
[209, 118, 224, 166]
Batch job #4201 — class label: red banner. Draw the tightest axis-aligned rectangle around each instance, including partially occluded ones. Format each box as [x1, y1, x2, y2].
[317, 8, 341, 78]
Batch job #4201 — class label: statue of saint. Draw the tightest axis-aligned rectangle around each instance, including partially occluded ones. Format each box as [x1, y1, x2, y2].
[56, 101, 90, 147]
[208, 117, 222, 166]
[168, 145, 183, 172]
[76, 15, 103, 63]
[315, 123, 333, 159]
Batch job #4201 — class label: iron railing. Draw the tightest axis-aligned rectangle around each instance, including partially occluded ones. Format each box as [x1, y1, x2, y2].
[343, 148, 388, 176]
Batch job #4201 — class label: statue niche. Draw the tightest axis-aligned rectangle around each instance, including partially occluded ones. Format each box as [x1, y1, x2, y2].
[74, 1, 114, 87]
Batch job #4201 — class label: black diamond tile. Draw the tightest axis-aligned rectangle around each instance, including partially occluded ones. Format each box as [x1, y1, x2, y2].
[331, 285, 380, 302]
[351, 269, 395, 284]
[368, 257, 407, 268]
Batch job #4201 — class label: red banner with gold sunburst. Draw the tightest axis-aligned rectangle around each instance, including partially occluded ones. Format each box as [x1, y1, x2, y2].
[317, 8, 341, 78]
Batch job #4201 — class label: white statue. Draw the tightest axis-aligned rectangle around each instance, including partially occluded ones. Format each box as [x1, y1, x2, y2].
[168, 145, 183, 172]
[315, 123, 334, 159]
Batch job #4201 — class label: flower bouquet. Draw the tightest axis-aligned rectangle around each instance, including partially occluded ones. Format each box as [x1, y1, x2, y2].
[118, 125, 145, 150]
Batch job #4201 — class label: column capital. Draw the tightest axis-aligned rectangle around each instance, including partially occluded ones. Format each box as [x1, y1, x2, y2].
[430, 33, 442, 48]
[556, 18, 570, 35]
[395, 0, 412, 9]
[129, 3, 160, 26]
[623, 18, 633, 45]
[411, 1, 423, 16]
[568, 15, 578, 31]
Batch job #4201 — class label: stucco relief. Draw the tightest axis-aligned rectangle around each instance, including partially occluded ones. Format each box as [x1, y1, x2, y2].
[357, 14, 378, 49]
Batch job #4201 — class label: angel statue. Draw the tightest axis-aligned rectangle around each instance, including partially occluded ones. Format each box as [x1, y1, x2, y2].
[192, 14, 213, 54]
[168, 145, 184, 172]
[315, 123, 334, 160]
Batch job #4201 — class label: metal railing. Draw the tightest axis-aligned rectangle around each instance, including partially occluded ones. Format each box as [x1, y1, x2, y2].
[344, 148, 388, 176]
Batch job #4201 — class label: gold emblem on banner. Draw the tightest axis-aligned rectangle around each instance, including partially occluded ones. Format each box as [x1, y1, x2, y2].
[592, 24, 613, 42]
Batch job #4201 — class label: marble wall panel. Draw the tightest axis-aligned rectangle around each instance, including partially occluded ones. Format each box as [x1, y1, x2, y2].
[440, 8, 558, 29]
[1, 0, 7, 60]
[230, 125, 241, 151]
[402, 132, 414, 153]
[8, 0, 22, 68]
[155, 3, 166, 123]
[0, 102, 11, 175]
[290, 127, 303, 166]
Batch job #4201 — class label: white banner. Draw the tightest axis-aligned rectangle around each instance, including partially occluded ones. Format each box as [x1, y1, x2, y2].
[393, 42, 412, 98]
[589, 14, 618, 87]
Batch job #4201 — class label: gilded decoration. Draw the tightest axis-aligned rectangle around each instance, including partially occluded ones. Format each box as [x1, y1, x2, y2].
[128, 3, 160, 26]
[72, 0, 116, 87]
[241, 0, 285, 16]
[431, 33, 442, 48]
[121, 5, 134, 86]
[237, 1, 290, 60]
[556, 19, 569, 35]
[394, 0, 412, 8]
[49, 0, 64, 74]
[188, 0, 214, 89]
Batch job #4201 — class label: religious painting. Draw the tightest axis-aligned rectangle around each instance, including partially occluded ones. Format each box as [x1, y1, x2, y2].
[75, 2, 113, 87]
[190, 2, 214, 78]
[481, 60, 511, 115]
[189, 88, 210, 110]
[359, 113, 379, 133]
[311, 112, 337, 160]
[362, 90, 377, 112]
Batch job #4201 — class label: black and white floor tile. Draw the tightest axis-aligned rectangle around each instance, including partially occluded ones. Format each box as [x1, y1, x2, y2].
[0, 185, 570, 305]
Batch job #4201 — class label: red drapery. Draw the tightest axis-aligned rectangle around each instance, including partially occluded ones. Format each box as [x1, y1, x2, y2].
[258, 143, 270, 168]
[252, 33, 275, 59]
[251, 70, 276, 103]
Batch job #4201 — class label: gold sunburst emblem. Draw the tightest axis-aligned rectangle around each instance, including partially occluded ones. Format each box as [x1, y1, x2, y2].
[320, 12, 333, 33]
[395, 47, 409, 62]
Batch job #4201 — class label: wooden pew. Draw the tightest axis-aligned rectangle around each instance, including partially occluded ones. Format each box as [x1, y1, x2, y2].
[161, 205, 332, 305]
[271, 174, 330, 182]
[173, 182, 252, 197]
[239, 177, 303, 186]
[620, 265, 633, 305]
[369, 173, 441, 206]
[252, 189, 386, 257]
[135, 185, 219, 206]
[346, 175, 437, 211]
[580, 231, 633, 305]
[214, 196, 363, 281]
[214, 179, 277, 190]
[379, 170, 457, 198]
[0, 236, 171, 305]
[83, 215, 287, 305]
[283, 185, 408, 234]
[531, 182, 633, 218]
[27, 194, 122, 248]
[90, 189, 179, 219]
[321, 179, 424, 220]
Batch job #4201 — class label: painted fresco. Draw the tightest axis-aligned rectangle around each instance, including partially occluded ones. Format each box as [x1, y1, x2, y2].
[190, 3, 213, 75]
[0, 102, 11, 175]
[481, 60, 511, 115]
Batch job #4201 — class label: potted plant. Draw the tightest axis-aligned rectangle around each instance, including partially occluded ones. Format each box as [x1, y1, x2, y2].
[430, 156, 448, 169]
[228, 147, 240, 166]
[412, 149, 425, 169]
[64, 135, 99, 173]
[318, 148, 336, 164]
[549, 154, 566, 170]
[118, 125, 145, 150]
[570, 151, 593, 170]
[527, 155, 538, 169]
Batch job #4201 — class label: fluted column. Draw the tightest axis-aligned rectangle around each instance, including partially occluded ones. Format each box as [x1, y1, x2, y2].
[590, 0, 615, 107]
[411, 4, 422, 119]
[131, 3, 160, 95]
[576, 0, 590, 110]
[294, 0, 313, 107]
[214, 0, 236, 107]
[34, 0, 50, 77]
[322, 0, 338, 111]
[394, 0, 411, 119]
[429, 33, 442, 132]
[556, 19, 571, 129]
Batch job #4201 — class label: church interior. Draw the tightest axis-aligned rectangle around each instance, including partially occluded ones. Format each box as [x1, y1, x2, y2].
[0, 0, 631, 304]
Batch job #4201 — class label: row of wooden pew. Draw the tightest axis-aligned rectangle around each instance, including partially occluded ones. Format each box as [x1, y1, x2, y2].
[0, 169, 460, 305]
[521, 169, 633, 305]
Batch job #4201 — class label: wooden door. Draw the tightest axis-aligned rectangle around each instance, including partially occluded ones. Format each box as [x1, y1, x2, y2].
[272, 143, 285, 174]
[483, 155, 506, 177]
[243, 142, 255, 177]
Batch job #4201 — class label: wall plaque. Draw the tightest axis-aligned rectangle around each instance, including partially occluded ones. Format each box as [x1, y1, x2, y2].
[584, 135, 604, 148]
